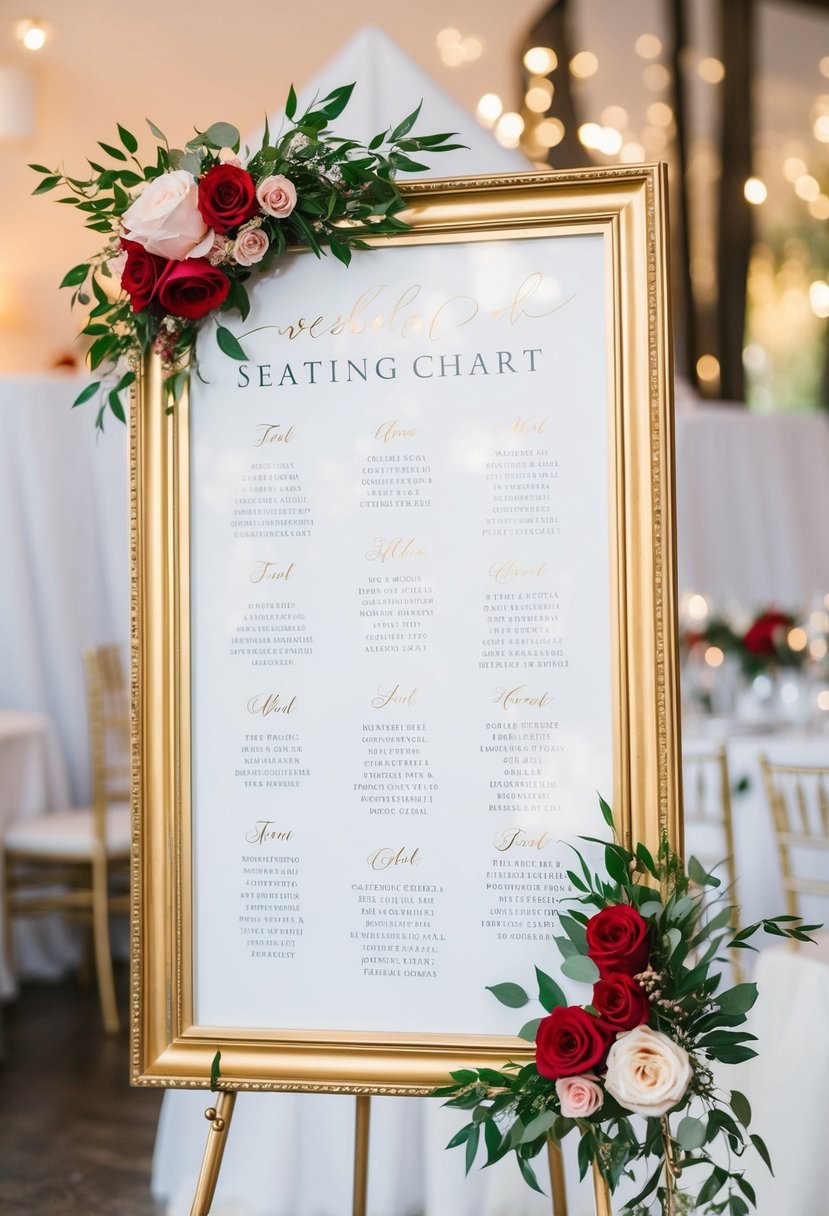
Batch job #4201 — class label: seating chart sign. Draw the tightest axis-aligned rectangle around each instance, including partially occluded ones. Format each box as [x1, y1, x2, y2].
[133, 168, 681, 1093]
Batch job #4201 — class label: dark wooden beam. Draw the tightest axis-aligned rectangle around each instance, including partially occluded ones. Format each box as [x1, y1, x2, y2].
[716, 0, 755, 402]
[524, 0, 591, 169]
[667, 0, 698, 387]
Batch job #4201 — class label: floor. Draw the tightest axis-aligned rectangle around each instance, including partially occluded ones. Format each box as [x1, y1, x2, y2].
[0, 967, 164, 1215]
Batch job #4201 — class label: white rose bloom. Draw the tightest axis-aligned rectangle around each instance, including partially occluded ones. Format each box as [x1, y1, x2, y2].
[121, 169, 212, 261]
[603, 1025, 692, 1118]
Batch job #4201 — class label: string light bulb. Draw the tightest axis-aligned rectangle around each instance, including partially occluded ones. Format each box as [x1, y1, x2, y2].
[14, 18, 49, 50]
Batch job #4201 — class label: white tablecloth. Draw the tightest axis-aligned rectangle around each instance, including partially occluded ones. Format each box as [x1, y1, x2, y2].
[0, 708, 78, 998]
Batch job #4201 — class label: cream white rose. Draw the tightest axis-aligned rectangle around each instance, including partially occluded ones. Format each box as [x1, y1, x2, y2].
[122, 169, 213, 261]
[232, 225, 269, 267]
[603, 1026, 692, 1118]
[555, 1074, 604, 1118]
[256, 173, 297, 219]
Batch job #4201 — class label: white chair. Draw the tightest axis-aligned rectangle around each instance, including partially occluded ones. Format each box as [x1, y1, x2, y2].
[3, 644, 131, 1032]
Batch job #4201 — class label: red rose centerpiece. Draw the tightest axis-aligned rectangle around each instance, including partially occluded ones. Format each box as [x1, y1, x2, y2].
[120, 240, 167, 313]
[585, 903, 650, 977]
[592, 972, 650, 1030]
[197, 163, 259, 233]
[743, 609, 794, 657]
[157, 259, 230, 320]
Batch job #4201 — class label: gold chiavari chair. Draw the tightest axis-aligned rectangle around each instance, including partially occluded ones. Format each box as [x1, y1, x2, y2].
[759, 755, 829, 919]
[3, 644, 131, 1032]
[682, 743, 744, 983]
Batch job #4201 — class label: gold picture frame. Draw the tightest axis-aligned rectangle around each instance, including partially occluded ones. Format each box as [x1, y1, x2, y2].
[131, 165, 682, 1097]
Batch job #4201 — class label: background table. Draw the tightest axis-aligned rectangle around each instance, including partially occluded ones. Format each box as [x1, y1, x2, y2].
[0, 709, 78, 999]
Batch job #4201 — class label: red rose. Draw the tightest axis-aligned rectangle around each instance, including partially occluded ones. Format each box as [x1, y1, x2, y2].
[535, 1005, 614, 1081]
[592, 973, 650, 1030]
[197, 164, 258, 233]
[743, 610, 793, 657]
[585, 904, 650, 977]
[157, 258, 230, 320]
[121, 239, 167, 313]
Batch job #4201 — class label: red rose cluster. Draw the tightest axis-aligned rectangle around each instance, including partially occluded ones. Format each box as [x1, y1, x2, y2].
[535, 904, 651, 1081]
[742, 609, 794, 657]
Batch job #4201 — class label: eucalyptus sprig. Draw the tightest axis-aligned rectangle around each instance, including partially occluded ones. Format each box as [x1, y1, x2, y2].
[437, 797, 819, 1214]
[31, 83, 463, 429]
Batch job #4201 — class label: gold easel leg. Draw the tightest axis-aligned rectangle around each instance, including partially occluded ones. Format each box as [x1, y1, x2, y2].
[547, 1139, 568, 1216]
[189, 1091, 237, 1216]
[592, 1160, 613, 1216]
[352, 1093, 371, 1216]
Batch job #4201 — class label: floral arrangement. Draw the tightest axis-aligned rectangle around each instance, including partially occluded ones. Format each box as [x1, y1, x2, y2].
[29, 85, 460, 428]
[681, 608, 804, 679]
[437, 798, 818, 1214]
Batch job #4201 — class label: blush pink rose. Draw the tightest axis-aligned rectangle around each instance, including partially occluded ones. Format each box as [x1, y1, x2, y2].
[555, 1074, 604, 1119]
[232, 225, 269, 267]
[256, 174, 297, 219]
[122, 170, 213, 261]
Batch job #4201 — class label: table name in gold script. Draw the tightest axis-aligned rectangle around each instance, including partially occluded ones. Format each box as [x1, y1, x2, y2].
[245, 822, 295, 845]
[239, 274, 575, 344]
[375, 419, 417, 444]
[250, 560, 295, 584]
[366, 537, 427, 563]
[494, 685, 552, 711]
[247, 693, 297, 716]
[253, 422, 295, 446]
[371, 684, 418, 709]
[493, 413, 550, 436]
[494, 828, 552, 852]
[489, 559, 548, 584]
[368, 846, 422, 871]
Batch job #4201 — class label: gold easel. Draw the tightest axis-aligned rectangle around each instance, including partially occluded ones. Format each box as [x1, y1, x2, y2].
[188, 1091, 599, 1216]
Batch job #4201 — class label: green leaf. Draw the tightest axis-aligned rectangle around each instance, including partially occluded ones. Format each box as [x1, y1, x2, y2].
[689, 855, 720, 887]
[483, 1117, 503, 1163]
[598, 794, 614, 828]
[72, 381, 101, 408]
[33, 175, 61, 195]
[639, 899, 664, 919]
[60, 263, 89, 288]
[559, 913, 588, 952]
[485, 982, 529, 1009]
[736, 1175, 757, 1206]
[718, 984, 758, 1016]
[561, 954, 600, 984]
[116, 369, 136, 392]
[750, 1132, 773, 1174]
[697, 1166, 729, 1207]
[328, 239, 352, 267]
[518, 1018, 542, 1042]
[676, 1115, 707, 1150]
[516, 1155, 545, 1195]
[663, 927, 682, 956]
[146, 118, 167, 142]
[523, 1110, 556, 1142]
[202, 121, 241, 149]
[635, 841, 658, 876]
[29, 162, 52, 174]
[117, 124, 138, 153]
[391, 153, 430, 173]
[464, 1123, 480, 1174]
[216, 325, 248, 361]
[320, 82, 355, 120]
[731, 1090, 752, 1128]
[445, 1123, 474, 1150]
[99, 141, 128, 161]
[210, 1049, 221, 1092]
[729, 1195, 749, 1216]
[535, 966, 567, 1013]
[285, 84, 298, 121]
[108, 390, 126, 423]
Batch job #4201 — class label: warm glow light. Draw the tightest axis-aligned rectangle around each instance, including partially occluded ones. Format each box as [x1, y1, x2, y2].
[525, 83, 553, 113]
[495, 111, 524, 148]
[743, 343, 766, 372]
[635, 34, 662, 59]
[596, 127, 623, 155]
[696, 354, 720, 383]
[809, 281, 829, 318]
[436, 27, 460, 48]
[476, 93, 503, 127]
[796, 174, 821, 201]
[813, 115, 829, 143]
[811, 610, 829, 631]
[811, 637, 828, 661]
[461, 36, 483, 61]
[577, 122, 603, 150]
[601, 105, 629, 129]
[14, 18, 48, 50]
[788, 627, 809, 652]
[437, 27, 482, 66]
[818, 691, 829, 712]
[570, 51, 599, 79]
[688, 594, 709, 621]
[643, 64, 670, 91]
[535, 118, 565, 148]
[440, 44, 465, 66]
[647, 101, 674, 127]
[620, 142, 645, 163]
[809, 196, 829, 220]
[524, 46, 557, 75]
[698, 57, 725, 84]
[705, 646, 725, 668]
[744, 177, 767, 205]
[783, 156, 808, 182]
